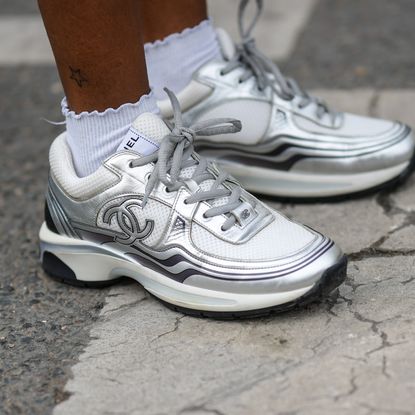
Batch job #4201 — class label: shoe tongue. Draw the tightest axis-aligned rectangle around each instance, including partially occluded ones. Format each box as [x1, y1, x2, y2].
[117, 112, 170, 156]
[118, 111, 232, 211]
[216, 28, 236, 61]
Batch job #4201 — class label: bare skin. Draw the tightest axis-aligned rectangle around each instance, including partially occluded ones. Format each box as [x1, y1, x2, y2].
[139, 0, 208, 44]
[38, 0, 208, 113]
[38, 0, 150, 113]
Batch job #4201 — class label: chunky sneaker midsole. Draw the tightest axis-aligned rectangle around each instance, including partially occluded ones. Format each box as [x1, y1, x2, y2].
[212, 157, 412, 198]
[40, 223, 346, 315]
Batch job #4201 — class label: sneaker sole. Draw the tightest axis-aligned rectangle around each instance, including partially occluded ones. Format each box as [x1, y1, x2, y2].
[39, 223, 347, 319]
[214, 131, 415, 202]
[156, 256, 347, 319]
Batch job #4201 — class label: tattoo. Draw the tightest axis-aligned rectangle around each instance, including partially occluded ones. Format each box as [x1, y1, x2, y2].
[69, 66, 88, 87]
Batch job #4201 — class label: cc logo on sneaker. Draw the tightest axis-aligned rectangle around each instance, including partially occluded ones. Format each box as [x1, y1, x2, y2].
[102, 200, 154, 245]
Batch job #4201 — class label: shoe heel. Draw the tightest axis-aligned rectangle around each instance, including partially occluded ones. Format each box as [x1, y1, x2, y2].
[39, 222, 122, 288]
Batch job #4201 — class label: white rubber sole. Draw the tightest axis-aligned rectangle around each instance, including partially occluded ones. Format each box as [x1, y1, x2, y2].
[39, 223, 322, 314]
[216, 160, 410, 198]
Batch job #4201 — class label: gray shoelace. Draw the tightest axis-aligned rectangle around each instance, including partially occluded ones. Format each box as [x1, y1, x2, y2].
[221, 0, 337, 123]
[131, 88, 248, 231]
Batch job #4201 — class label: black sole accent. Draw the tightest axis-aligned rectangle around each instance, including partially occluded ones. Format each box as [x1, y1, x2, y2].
[255, 151, 415, 204]
[42, 251, 122, 288]
[44, 201, 59, 234]
[156, 255, 348, 320]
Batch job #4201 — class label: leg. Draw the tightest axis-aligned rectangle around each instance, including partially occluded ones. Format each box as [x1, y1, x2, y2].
[139, 0, 208, 44]
[38, 0, 149, 113]
[38, 0, 157, 176]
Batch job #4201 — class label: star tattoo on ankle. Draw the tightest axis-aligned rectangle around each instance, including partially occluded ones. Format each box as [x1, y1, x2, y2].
[69, 66, 88, 87]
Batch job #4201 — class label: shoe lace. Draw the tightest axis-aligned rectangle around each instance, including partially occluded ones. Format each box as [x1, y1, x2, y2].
[130, 88, 248, 231]
[221, 0, 337, 123]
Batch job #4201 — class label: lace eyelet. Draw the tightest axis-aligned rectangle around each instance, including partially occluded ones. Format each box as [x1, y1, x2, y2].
[220, 225, 226, 232]
[238, 79, 243, 84]
[128, 161, 133, 168]
[284, 93, 295, 102]
[219, 69, 225, 76]
[184, 199, 189, 205]
[202, 213, 208, 219]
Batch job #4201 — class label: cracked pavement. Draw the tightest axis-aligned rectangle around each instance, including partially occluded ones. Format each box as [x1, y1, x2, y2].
[2, 1, 415, 414]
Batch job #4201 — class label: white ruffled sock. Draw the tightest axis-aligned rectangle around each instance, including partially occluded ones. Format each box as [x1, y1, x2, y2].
[144, 19, 221, 101]
[63, 92, 158, 177]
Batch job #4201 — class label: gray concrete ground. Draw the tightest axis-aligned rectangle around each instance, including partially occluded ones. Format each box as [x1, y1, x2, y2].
[1, 1, 415, 414]
[0, 68, 111, 413]
[283, 0, 415, 89]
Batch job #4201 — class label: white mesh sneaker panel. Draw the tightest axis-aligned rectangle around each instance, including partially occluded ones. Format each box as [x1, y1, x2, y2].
[137, 199, 172, 247]
[190, 214, 316, 261]
[179, 165, 196, 179]
[198, 179, 230, 208]
[179, 166, 231, 209]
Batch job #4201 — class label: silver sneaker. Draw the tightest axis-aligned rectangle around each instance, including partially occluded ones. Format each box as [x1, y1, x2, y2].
[158, 0, 415, 200]
[40, 91, 346, 318]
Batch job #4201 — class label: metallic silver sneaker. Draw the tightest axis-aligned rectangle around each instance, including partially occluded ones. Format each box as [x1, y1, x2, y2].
[40, 91, 346, 319]
[158, 0, 415, 200]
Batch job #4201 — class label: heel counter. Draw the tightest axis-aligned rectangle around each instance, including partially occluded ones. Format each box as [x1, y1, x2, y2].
[45, 177, 78, 238]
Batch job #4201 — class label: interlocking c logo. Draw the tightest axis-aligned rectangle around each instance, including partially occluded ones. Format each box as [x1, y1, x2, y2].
[102, 200, 154, 245]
